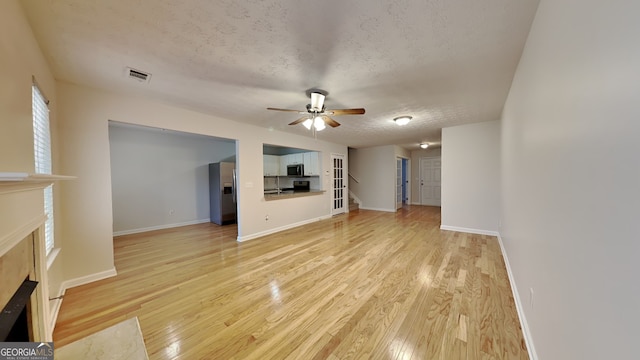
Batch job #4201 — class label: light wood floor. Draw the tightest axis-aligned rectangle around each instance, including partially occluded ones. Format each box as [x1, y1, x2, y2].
[54, 206, 528, 359]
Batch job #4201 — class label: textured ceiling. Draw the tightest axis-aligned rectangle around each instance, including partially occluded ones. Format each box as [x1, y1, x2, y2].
[21, 0, 539, 150]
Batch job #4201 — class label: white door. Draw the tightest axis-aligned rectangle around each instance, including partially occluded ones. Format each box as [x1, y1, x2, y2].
[331, 154, 346, 215]
[420, 157, 441, 206]
[396, 158, 403, 209]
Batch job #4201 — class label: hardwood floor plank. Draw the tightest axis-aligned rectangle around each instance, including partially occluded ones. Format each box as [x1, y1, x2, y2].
[53, 206, 528, 359]
[324, 242, 425, 359]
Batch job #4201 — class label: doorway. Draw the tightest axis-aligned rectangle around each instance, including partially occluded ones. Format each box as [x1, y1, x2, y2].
[331, 153, 346, 215]
[420, 157, 441, 206]
[396, 157, 410, 210]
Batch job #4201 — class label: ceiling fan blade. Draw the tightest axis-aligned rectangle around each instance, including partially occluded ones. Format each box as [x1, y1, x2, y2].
[267, 107, 302, 112]
[288, 116, 309, 126]
[326, 108, 366, 115]
[322, 116, 341, 127]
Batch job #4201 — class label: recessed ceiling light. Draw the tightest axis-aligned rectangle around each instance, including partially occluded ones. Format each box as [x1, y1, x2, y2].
[394, 116, 412, 126]
[420, 143, 429, 149]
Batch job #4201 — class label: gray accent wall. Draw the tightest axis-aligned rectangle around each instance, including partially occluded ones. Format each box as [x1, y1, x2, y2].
[108, 123, 236, 234]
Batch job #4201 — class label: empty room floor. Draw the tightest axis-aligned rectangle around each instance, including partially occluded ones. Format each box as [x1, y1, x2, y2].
[54, 206, 528, 359]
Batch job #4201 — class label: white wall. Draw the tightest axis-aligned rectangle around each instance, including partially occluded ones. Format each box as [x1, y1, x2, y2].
[348, 145, 398, 212]
[0, 0, 65, 331]
[0, 1, 55, 172]
[441, 121, 500, 234]
[394, 145, 410, 160]
[56, 81, 347, 282]
[108, 123, 236, 234]
[501, 0, 640, 358]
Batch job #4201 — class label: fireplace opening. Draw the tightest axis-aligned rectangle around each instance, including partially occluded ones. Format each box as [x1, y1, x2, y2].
[0, 279, 38, 342]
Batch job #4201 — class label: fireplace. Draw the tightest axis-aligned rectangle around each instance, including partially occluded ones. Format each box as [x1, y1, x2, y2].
[0, 174, 71, 342]
[0, 228, 46, 342]
[0, 279, 38, 341]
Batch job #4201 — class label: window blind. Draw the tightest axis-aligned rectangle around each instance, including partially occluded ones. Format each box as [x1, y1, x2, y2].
[32, 84, 54, 255]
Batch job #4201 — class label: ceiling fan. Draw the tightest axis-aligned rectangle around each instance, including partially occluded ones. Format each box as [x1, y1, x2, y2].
[267, 89, 365, 131]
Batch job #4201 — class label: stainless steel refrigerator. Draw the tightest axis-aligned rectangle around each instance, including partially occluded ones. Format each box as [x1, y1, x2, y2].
[209, 162, 237, 225]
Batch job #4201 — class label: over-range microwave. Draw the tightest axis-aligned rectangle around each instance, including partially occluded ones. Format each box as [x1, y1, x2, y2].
[287, 164, 304, 176]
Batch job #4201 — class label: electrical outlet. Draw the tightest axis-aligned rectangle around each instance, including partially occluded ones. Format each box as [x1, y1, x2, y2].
[529, 288, 534, 309]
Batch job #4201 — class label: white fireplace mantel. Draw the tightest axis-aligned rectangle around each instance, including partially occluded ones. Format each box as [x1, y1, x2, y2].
[0, 172, 75, 256]
[0, 172, 75, 195]
[0, 172, 74, 341]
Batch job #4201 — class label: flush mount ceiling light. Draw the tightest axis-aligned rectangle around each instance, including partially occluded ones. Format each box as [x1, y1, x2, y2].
[420, 143, 429, 149]
[394, 116, 412, 126]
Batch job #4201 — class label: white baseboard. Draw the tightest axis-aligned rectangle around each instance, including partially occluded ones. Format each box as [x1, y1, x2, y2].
[113, 218, 210, 237]
[358, 206, 397, 212]
[61, 267, 117, 290]
[496, 233, 538, 360]
[50, 267, 118, 333]
[439, 225, 499, 236]
[237, 215, 332, 242]
[48, 283, 65, 335]
[440, 225, 537, 358]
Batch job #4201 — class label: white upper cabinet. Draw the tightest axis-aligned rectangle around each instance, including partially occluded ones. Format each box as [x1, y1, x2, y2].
[303, 152, 319, 176]
[279, 156, 288, 176]
[263, 155, 280, 176]
[279, 153, 303, 175]
[288, 153, 303, 165]
[264, 152, 320, 177]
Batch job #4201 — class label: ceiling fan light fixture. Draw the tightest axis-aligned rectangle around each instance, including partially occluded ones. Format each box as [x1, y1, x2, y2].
[268, 89, 363, 130]
[313, 116, 326, 131]
[394, 116, 412, 126]
[302, 118, 313, 130]
[310, 92, 325, 111]
[420, 143, 429, 149]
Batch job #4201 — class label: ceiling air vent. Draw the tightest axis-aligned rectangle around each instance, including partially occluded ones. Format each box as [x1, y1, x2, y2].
[125, 67, 151, 84]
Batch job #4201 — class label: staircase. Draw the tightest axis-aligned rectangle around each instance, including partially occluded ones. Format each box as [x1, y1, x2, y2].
[349, 196, 359, 212]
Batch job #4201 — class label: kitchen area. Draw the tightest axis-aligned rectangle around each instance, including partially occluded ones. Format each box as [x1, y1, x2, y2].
[263, 145, 324, 200]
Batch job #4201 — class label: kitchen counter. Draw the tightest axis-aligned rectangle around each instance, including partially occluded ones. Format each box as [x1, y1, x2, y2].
[264, 189, 325, 201]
